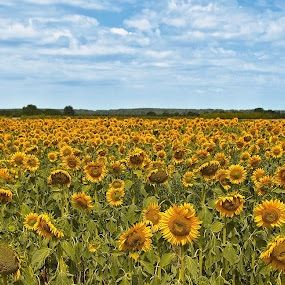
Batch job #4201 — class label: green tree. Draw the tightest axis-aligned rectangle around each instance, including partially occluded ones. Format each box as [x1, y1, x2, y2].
[22, 104, 40, 115]
[63, 106, 75, 116]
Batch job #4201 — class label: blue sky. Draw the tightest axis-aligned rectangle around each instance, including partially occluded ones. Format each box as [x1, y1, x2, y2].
[0, 0, 285, 110]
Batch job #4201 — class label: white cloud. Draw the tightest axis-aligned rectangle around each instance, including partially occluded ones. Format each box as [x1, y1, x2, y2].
[110, 27, 130, 36]
[124, 18, 152, 31]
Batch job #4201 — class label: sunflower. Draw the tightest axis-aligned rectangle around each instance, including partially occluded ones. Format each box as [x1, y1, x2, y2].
[215, 193, 245, 217]
[0, 244, 20, 277]
[228, 165, 246, 184]
[159, 203, 201, 246]
[251, 168, 265, 186]
[198, 160, 220, 180]
[48, 151, 58, 162]
[147, 168, 168, 185]
[260, 236, 285, 271]
[271, 145, 283, 158]
[24, 213, 39, 230]
[48, 169, 71, 187]
[24, 154, 40, 172]
[110, 179, 125, 190]
[62, 154, 81, 170]
[182, 171, 195, 187]
[215, 169, 231, 190]
[0, 168, 11, 182]
[173, 148, 186, 164]
[0, 189, 12, 203]
[34, 214, 63, 239]
[274, 165, 285, 187]
[142, 203, 161, 232]
[59, 145, 73, 157]
[84, 161, 106, 183]
[128, 148, 147, 169]
[10, 152, 26, 167]
[71, 192, 93, 211]
[254, 176, 273, 195]
[254, 199, 285, 228]
[118, 222, 152, 252]
[106, 187, 125, 206]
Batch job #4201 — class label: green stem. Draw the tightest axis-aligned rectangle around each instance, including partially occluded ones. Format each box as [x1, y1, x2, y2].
[223, 217, 227, 245]
[178, 246, 185, 283]
[3, 276, 7, 285]
[199, 248, 203, 276]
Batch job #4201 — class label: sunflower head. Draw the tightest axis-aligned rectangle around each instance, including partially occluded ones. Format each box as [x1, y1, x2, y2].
[48, 170, 71, 187]
[215, 169, 230, 190]
[182, 171, 195, 187]
[159, 203, 201, 246]
[84, 161, 106, 183]
[0, 245, 20, 276]
[24, 155, 40, 172]
[48, 152, 58, 162]
[106, 187, 125, 206]
[24, 213, 39, 230]
[215, 193, 245, 217]
[142, 203, 161, 232]
[274, 165, 285, 187]
[11, 152, 26, 167]
[148, 169, 168, 185]
[71, 192, 93, 211]
[198, 161, 220, 180]
[34, 214, 63, 239]
[63, 154, 81, 170]
[228, 165, 246, 184]
[260, 236, 285, 272]
[254, 199, 285, 228]
[0, 189, 12, 204]
[118, 222, 152, 252]
[128, 148, 146, 169]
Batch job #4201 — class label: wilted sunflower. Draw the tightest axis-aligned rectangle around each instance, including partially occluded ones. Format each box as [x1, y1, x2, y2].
[147, 168, 168, 186]
[48, 169, 71, 187]
[0, 244, 20, 277]
[0, 189, 12, 203]
[198, 160, 220, 180]
[182, 171, 195, 187]
[62, 154, 81, 170]
[24, 154, 40, 172]
[254, 176, 272, 195]
[142, 203, 161, 232]
[34, 214, 63, 239]
[274, 165, 285, 187]
[84, 161, 106, 183]
[215, 193, 245, 217]
[260, 236, 285, 272]
[173, 148, 186, 164]
[106, 187, 125, 206]
[23, 213, 39, 230]
[118, 222, 152, 252]
[71, 192, 93, 211]
[254, 199, 285, 228]
[228, 165, 246, 184]
[159, 203, 201, 246]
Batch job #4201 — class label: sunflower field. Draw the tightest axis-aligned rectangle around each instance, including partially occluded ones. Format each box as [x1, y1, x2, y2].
[0, 117, 285, 285]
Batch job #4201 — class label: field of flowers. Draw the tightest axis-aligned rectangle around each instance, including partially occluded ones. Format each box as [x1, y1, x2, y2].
[0, 117, 284, 285]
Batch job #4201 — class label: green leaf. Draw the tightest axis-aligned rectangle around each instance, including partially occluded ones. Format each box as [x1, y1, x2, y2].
[140, 260, 154, 275]
[185, 256, 199, 282]
[209, 221, 224, 233]
[61, 241, 76, 261]
[124, 180, 134, 190]
[198, 205, 213, 225]
[159, 253, 175, 268]
[31, 247, 52, 271]
[222, 243, 238, 265]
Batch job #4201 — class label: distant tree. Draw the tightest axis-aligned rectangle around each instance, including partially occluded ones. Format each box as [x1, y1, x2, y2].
[253, 108, 264, 112]
[146, 111, 156, 116]
[63, 106, 75, 116]
[22, 104, 40, 115]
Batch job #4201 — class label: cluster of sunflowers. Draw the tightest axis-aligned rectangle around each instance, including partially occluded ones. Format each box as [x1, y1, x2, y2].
[0, 117, 284, 284]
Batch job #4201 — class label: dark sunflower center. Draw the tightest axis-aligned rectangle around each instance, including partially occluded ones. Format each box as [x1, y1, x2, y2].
[222, 198, 240, 211]
[170, 218, 190, 236]
[130, 154, 144, 165]
[111, 190, 122, 201]
[230, 170, 242, 180]
[146, 211, 160, 224]
[88, 165, 102, 178]
[273, 242, 285, 262]
[280, 170, 285, 181]
[200, 164, 219, 176]
[67, 159, 77, 168]
[51, 172, 70, 185]
[75, 197, 88, 208]
[263, 210, 279, 223]
[174, 151, 184, 160]
[112, 181, 123, 188]
[125, 232, 144, 248]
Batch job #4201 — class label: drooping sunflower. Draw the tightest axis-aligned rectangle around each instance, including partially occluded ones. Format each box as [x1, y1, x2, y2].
[260, 236, 285, 271]
[147, 168, 168, 186]
[198, 160, 220, 180]
[48, 169, 71, 188]
[62, 154, 81, 170]
[84, 161, 106, 183]
[118, 222, 152, 252]
[24, 154, 40, 172]
[71, 192, 93, 211]
[182, 171, 195, 187]
[215, 193, 245, 217]
[23, 213, 39, 230]
[0, 189, 12, 203]
[127, 148, 147, 169]
[106, 187, 125, 206]
[228, 165, 246, 184]
[274, 165, 285, 187]
[215, 169, 231, 190]
[142, 203, 161, 232]
[159, 203, 201, 246]
[0, 244, 20, 277]
[254, 199, 285, 228]
[34, 214, 63, 239]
